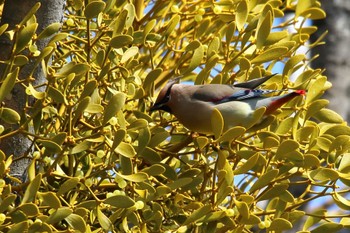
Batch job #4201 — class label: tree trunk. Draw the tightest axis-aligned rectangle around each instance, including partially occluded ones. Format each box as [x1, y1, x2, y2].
[311, 0, 350, 121]
[0, 0, 65, 182]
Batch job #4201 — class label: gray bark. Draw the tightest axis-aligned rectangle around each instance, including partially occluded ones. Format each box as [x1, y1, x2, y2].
[0, 0, 65, 181]
[311, 0, 350, 121]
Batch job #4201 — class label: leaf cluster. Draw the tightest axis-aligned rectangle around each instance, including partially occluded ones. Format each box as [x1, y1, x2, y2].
[0, 0, 349, 232]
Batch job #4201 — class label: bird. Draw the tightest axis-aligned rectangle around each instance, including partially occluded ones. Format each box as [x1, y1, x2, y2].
[150, 74, 305, 135]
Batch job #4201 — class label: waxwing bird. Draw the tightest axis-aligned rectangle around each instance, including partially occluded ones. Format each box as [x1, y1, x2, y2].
[150, 75, 305, 135]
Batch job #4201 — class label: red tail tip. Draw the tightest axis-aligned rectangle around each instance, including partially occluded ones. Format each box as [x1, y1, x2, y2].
[295, 90, 306, 95]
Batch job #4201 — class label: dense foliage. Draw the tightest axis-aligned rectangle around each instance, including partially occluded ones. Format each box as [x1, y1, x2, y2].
[0, 0, 349, 232]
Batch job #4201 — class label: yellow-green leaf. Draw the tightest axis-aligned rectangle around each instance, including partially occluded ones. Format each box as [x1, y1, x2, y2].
[115, 142, 136, 158]
[118, 172, 148, 182]
[39, 192, 61, 209]
[110, 34, 133, 48]
[234, 153, 259, 175]
[309, 167, 339, 181]
[217, 126, 245, 143]
[251, 46, 288, 64]
[22, 174, 42, 203]
[249, 169, 279, 193]
[268, 218, 293, 231]
[97, 206, 113, 231]
[15, 23, 38, 53]
[57, 178, 80, 196]
[121, 46, 139, 63]
[84, 1, 106, 19]
[211, 108, 224, 139]
[0, 107, 20, 124]
[236, 0, 248, 31]
[105, 195, 135, 208]
[183, 205, 212, 225]
[0, 67, 18, 103]
[65, 213, 87, 232]
[314, 108, 343, 123]
[37, 22, 61, 40]
[256, 11, 272, 49]
[37, 139, 62, 153]
[103, 92, 126, 125]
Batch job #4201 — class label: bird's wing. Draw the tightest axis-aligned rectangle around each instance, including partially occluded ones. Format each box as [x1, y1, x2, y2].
[192, 84, 278, 104]
[233, 74, 277, 89]
[214, 89, 278, 104]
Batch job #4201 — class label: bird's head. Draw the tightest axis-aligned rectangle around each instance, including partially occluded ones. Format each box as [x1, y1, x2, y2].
[150, 78, 179, 113]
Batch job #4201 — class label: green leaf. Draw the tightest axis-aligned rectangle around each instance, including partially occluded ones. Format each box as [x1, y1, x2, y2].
[27, 84, 46, 99]
[140, 147, 162, 164]
[0, 194, 16, 213]
[309, 167, 339, 181]
[234, 153, 259, 175]
[37, 22, 61, 40]
[283, 54, 305, 76]
[236, 0, 248, 31]
[37, 139, 62, 153]
[39, 192, 61, 209]
[79, 80, 98, 101]
[251, 46, 288, 64]
[304, 154, 320, 169]
[0, 24, 8, 37]
[310, 222, 342, 233]
[17, 203, 39, 217]
[56, 62, 90, 77]
[0, 67, 18, 103]
[65, 213, 87, 232]
[216, 126, 245, 143]
[184, 42, 204, 74]
[305, 76, 327, 104]
[249, 169, 279, 193]
[305, 99, 329, 120]
[257, 184, 289, 201]
[324, 125, 350, 137]
[333, 191, 350, 210]
[70, 140, 91, 154]
[8, 222, 28, 233]
[256, 11, 272, 49]
[234, 200, 249, 219]
[121, 46, 139, 63]
[48, 86, 65, 103]
[211, 108, 224, 139]
[142, 164, 166, 176]
[14, 55, 29, 66]
[165, 15, 180, 35]
[167, 177, 193, 190]
[275, 140, 299, 160]
[183, 205, 212, 225]
[22, 174, 42, 203]
[110, 34, 133, 48]
[303, 209, 326, 230]
[268, 218, 293, 232]
[105, 195, 135, 208]
[46, 207, 73, 224]
[15, 23, 38, 53]
[118, 172, 148, 182]
[338, 153, 350, 173]
[300, 8, 326, 20]
[314, 108, 343, 123]
[84, 1, 106, 19]
[0, 107, 21, 124]
[97, 206, 113, 231]
[115, 142, 136, 158]
[143, 68, 162, 93]
[57, 178, 80, 196]
[103, 92, 126, 125]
